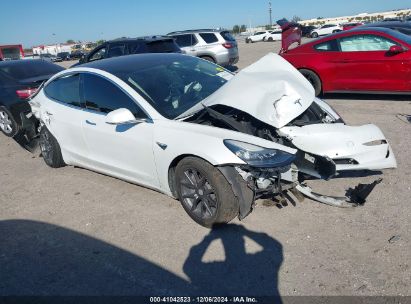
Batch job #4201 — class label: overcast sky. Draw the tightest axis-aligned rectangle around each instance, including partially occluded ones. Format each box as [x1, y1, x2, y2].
[1, 0, 410, 47]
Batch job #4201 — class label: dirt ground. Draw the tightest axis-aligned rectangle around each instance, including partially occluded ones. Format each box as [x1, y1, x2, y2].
[0, 40, 410, 297]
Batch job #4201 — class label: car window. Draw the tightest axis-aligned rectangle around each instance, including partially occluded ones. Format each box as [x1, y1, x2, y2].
[314, 39, 339, 51]
[339, 35, 397, 52]
[146, 40, 180, 53]
[220, 31, 235, 42]
[89, 47, 106, 62]
[107, 43, 126, 58]
[255, 32, 265, 35]
[199, 33, 219, 44]
[44, 74, 81, 107]
[128, 42, 143, 54]
[173, 34, 198, 47]
[82, 73, 146, 118]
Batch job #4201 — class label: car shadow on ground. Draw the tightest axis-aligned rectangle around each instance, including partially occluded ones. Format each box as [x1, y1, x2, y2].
[225, 65, 239, 73]
[0, 220, 283, 298]
[323, 93, 411, 101]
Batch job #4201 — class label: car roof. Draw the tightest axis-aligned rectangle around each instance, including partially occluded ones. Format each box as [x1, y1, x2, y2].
[80, 53, 188, 74]
[0, 59, 51, 67]
[105, 35, 174, 44]
[167, 29, 223, 35]
[359, 21, 411, 28]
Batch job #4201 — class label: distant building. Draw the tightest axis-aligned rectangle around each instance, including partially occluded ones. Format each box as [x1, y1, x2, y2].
[32, 43, 75, 56]
[299, 8, 411, 26]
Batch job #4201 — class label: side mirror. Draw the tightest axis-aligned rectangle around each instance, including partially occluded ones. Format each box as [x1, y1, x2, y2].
[388, 45, 406, 54]
[105, 108, 147, 125]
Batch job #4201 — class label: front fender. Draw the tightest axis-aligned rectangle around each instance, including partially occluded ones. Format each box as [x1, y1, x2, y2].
[152, 120, 296, 195]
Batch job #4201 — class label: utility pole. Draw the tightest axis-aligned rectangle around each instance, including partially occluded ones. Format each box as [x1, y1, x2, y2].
[269, 1, 273, 28]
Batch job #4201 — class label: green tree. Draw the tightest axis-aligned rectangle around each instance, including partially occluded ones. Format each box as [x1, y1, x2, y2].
[96, 40, 106, 45]
[291, 15, 302, 22]
[66, 39, 75, 44]
[232, 25, 240, 34]
[240, 25, 247, 32]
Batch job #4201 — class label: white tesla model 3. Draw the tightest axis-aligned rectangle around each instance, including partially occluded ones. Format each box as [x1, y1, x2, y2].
[29, 53, 396, 227]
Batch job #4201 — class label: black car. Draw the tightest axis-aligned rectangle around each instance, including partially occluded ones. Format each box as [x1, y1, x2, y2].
[74, 36, 181, 66]
[359, 21, 411, 36]
[70, 50, 85, 59]
[0, 60, 64, 137]
[57, 52, 71, 61]
[300, 25, 317, 37]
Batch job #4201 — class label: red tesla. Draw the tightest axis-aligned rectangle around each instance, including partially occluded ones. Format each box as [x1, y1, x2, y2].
[280, 27, 411, 96]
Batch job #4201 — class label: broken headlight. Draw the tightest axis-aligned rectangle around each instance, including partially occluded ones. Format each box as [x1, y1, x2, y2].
[224, 140, 295, 168]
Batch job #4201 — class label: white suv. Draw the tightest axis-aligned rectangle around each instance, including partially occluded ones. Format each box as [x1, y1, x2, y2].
[168, 29, 239, 66]
[310, 24, 342, 38]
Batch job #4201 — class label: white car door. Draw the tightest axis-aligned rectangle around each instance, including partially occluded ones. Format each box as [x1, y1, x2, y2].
[80, 73, 160, 188]
[41, 73, 89, 164]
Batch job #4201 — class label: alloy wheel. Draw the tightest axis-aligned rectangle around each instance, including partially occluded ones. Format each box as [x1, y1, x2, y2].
[179, 168, 218, 220]
[0, 111, 13, 134]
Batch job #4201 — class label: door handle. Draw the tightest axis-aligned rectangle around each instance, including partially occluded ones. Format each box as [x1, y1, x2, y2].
[85, 120, 96, 126]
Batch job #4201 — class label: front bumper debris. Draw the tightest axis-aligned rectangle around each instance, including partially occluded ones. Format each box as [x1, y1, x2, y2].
[296, 178, 383, 208]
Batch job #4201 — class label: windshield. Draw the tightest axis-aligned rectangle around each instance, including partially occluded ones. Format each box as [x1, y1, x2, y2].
[120, 56, 232, 119]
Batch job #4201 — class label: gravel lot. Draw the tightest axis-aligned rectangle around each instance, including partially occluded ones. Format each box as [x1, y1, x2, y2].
[1, 40, 410, 297]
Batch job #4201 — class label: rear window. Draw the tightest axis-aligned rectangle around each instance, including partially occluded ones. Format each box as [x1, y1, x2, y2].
[0, 61, 63, 80]
[220, 31, 236, 42]
[199, 33, 219, 44]
[146, 40, 180, 53]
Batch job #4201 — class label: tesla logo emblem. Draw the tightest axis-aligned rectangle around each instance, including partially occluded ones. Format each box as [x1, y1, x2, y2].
[156, 142, 168, 150]
[294, 99, 302, 106]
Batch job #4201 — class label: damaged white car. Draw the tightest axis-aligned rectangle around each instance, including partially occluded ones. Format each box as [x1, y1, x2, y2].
[29, 53, 397, 227]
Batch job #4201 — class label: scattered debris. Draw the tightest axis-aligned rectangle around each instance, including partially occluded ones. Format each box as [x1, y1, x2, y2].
[396, 114, 411, 124]
[388, 235, 401, 244]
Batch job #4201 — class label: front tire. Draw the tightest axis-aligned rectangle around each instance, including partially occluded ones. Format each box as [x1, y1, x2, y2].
[311, 32, 319, 38]
[0, 107, 19, 137]
[299, 69, 322, 96]
[39, 126, 65, 168]
[175, 157, 239, 228]
[268, 37, 273, 42]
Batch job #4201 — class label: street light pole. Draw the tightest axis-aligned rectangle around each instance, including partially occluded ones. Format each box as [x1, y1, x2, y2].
[269, 1, 272, 28]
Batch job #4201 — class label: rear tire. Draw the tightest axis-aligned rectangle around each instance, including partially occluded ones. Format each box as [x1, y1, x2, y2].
[0, 107, 20, 138]
[200, 56, 215, 63]
[268, 37, 273, 42]
[299, 69, 322, 96]
[311, 32, 319, 38]
[39, 126, 65, 168]
[175, 157, 239, 228]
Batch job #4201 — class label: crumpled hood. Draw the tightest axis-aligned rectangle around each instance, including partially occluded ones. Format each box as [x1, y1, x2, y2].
[179, 53, 315, 129]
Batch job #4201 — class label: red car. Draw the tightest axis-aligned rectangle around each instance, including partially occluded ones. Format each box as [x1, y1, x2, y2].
[280, 27, 411, 96]
[342, 22, 364, 31]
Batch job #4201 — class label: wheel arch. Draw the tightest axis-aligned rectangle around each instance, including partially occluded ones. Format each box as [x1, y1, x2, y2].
[167, 154, 212, 198]
[298, 67, 324, 94]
